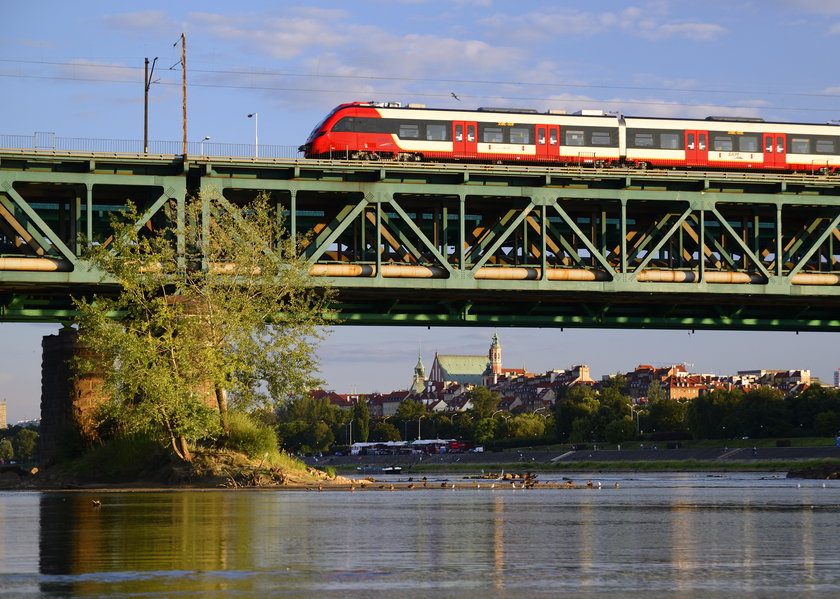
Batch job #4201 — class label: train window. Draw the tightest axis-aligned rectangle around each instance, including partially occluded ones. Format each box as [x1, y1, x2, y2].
[776, 137, 784, 153]
[688, 134, 695, 150]
[591, 131, 612, 146]
[510, 127, 531, 144]
[765, 137, 773, 152]
[468, 125, 475, 142]
[399, 123, 420, 138]
[332, 117, 355, 132]
[565, 130, 585, 146]
[633, 133, 654, 147]
[538, 128, 546, 145]
[816, 139, 836, 153]
[699, 134, 707, 150]
[455, 125, 463, 142]
[426, 124, 447, 141]
[660, 133, 680, 150]
[739, 135, 759, 152]
[550, 130, 557, 145]
[791, 137, 810, 154]
[483, 128, 503, 143]
[712, 135, 733, 151]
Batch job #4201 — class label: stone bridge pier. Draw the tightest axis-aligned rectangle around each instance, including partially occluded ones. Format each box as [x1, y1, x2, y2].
[39, 326, 104, 466]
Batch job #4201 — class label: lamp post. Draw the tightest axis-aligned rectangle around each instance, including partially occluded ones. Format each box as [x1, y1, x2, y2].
[247, 112, 259, 158]
[629, 404, 640, 434]
[200, 136, 210, 155]
[417, 415, 422, 440]
[347, 420, 353, 446]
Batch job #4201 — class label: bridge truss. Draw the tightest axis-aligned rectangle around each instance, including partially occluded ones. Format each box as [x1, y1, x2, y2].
[1, 150, 839, 330]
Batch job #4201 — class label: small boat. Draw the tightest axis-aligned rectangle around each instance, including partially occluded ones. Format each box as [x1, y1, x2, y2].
[356, 466, 403, 474]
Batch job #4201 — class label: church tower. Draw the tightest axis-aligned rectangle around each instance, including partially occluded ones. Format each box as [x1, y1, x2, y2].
[409, 351, 427, 395]
[489, 332, 502, 376]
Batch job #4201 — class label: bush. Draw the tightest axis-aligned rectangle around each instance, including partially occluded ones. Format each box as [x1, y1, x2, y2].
[223, 411, 279, 458]
[71, 432, 168, 482]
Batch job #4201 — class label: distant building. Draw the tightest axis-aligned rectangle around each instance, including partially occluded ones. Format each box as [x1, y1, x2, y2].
[835, 369, 840, 388]
[0, 401, 6, 429]
[409, 352, 427, 395]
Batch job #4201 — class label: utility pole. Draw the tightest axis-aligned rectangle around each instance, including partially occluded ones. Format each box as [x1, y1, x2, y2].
[143, 57, 158, 154]
[179, 33, 187, 156]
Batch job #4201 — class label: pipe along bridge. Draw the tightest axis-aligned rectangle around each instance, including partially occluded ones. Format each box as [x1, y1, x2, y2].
[1, 150, 839, 330]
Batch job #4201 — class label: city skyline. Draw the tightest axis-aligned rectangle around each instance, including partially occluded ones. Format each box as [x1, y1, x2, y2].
[3, 1, 840, 422]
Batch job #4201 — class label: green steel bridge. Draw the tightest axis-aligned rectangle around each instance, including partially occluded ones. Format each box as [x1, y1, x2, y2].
[1, 147, 839, 331]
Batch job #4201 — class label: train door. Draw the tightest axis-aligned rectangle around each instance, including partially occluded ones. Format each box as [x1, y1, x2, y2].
[763, 133, 786, 169]
[452, 121, 477, 159]
[684, 130, 708, 167]
[536, 124, 560, 162]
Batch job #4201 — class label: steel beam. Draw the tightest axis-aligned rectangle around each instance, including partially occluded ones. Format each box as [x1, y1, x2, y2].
[0, 151, 839, 330]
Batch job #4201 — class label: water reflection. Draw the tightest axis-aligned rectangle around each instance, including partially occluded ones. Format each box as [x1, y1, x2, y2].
[0, 474, 836, 597]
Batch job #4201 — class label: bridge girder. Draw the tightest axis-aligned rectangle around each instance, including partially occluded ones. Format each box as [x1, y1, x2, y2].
[1, 151, 839, 330]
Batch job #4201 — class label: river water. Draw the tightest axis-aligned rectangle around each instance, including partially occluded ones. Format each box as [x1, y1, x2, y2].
[0, 472, 838, 598]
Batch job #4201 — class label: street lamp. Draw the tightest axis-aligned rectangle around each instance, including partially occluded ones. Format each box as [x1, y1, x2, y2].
[247, 112, 259, 158]
[200, 135, 210, 155]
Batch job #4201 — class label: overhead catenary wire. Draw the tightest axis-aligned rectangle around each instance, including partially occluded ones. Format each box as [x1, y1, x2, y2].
[0, 71, 834, 114]
[1, 58, 839, 99]
[0, 59, 838, 115]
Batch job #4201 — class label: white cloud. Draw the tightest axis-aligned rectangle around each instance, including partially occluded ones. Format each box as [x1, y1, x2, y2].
[633, 22, 726, 41]
[770, 0, 840, 15]
[102, 10, 175, 32]
[830, 23, 840, 34]
[480, 5, 726, 42]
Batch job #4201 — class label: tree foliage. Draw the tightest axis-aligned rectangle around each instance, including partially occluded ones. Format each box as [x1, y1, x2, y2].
[0, 438, 13, 462]
[73, 191, 331, 461]
[470, 386, 501, 419]
[13, 428, 39, 462]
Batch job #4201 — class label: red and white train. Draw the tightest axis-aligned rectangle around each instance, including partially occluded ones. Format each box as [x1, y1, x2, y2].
[299, 101, 840, 173]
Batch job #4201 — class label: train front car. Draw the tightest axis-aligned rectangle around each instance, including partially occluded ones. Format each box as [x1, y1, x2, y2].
[300, 102, 624, 165]
[298, 102, 384, 159]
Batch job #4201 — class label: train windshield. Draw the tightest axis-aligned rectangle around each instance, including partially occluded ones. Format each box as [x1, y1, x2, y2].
[306, 106, 344, 140]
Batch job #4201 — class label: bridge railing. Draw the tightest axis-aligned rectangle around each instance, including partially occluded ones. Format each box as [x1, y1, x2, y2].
[0, 133, 302, 160]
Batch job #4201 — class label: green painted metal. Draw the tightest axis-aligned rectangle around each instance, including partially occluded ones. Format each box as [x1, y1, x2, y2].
[1, 150, 839, 330]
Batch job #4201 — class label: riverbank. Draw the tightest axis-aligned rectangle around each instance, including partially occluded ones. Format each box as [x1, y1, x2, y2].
[5, 445, 839, 490]
[306, 445, 840, 477]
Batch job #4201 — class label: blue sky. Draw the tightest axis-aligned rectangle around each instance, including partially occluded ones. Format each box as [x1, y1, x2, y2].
[2, 1, 840, 422]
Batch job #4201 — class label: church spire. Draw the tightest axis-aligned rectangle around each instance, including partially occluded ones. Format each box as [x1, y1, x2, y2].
[409, 350, 426, 395]
[489, 332, 502, 376]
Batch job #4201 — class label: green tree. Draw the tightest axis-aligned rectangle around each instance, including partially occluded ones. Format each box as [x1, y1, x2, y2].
[14, 429, 38, 462]
[687, 388, 742, 439]
[74, 192, 330, 461]
[732, 387, 790, 438]
[553, 385, 598, 441]
[813, 411, 839, 437]
[470, 387, 501, 419]
[352, 397, 370, 443]
[605, 418, 636, 444]
[370, 421, 401, 442]
[0, 438, 13, 462]
[503, 413, 546, 439]
[473, 417, 497, 444]
[645, 398, 688, 434]
[395, 398, 425, 421]
[646, 381, 665, 403]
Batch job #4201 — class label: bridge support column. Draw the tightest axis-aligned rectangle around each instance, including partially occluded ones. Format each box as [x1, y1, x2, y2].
[39, 326, 105, 466]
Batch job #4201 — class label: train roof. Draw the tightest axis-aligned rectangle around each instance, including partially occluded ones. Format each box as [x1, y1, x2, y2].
[342, 101, 840, 128]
